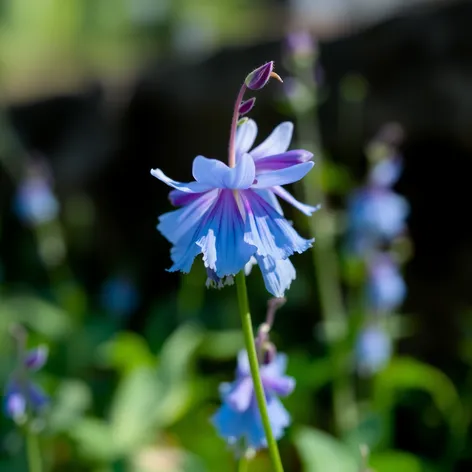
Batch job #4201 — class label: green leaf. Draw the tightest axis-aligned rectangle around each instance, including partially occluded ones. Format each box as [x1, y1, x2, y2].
[294, 427, 359, 472]
[0, 294, 72, 339]
[198, 330, 243, 360]
[48, 379, 92, 433]
[369, 451, 424, 472]
[70, 418, 116, 462]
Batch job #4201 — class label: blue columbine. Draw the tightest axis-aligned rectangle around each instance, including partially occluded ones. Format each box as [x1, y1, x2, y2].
[152, 119, 317, 297]
[4, 346, 49, 421]
[212, 350, 295, 450]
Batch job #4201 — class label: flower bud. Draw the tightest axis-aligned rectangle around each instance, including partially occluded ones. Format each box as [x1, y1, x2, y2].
[238, 97, 256, 116]
[245, 61, 282, 90]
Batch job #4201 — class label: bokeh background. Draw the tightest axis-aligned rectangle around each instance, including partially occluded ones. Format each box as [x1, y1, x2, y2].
[1, 0, 472, 470]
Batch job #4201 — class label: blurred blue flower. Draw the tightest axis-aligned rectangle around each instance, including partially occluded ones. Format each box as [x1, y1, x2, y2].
[212, 350, 295, 450]
[367, 254, 406, 313]
[368, 156, 403, 188]
[152, 119, 317, 297]
[101, 275, 139, 318]
[356, 325, 392, 375]
[347, 187, 409, 252]
[14, 163, 59, 226]
[4, 346, 49, 422]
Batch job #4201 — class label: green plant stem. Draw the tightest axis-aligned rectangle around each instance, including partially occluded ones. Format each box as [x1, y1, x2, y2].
[26, 431, 42, 472]
[238, 455, 249, 472]
[235, 272, 284, 472]
[292, 65, 358, 436]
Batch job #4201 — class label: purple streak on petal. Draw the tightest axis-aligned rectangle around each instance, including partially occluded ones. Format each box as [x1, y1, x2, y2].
[236, 119, 258, 161]
[192, 154, 255, 189]
[196, 190, 256, 277]
[262, 375, 295, 397]
[272, 185, 320, 216]
[254, 150, 313, 172]
[255, 255, 296, 298]
[250, 122, 293, 160]
[168, 189, 205, 206]
[24, 346, 48, 371]
[241, 190, 313, 261]
[150, 168, 212, 193]
[252, 162, 314, 188]
[158, 189, 219, 245]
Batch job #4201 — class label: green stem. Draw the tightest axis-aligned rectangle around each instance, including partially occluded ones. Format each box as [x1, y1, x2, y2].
[26, 431, 42, 472]
[235, 272, 284, 472]
[238, 455, 250, 472]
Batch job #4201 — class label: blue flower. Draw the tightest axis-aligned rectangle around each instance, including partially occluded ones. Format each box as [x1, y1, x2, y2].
[212, 351, 295, 450]
[152, 120, 316, 297]
[347, 187, 409, 253]
[356, 325, 392, 375]
[367, 254, 406, 313]
[4, 346, 49, 421]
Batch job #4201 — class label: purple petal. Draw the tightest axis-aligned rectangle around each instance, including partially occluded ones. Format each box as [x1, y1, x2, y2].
[245, 62, 274, 90]
[5, 392, 26, 419]
[250, 122, 293, 160]
[150, 168, 212, 193]
[28, 383, 49, 411]
[225, 377, 254, 412]
[241, 190, 313, 261]
[262, 374, 295, 397]
[239, 97, 256, 116]
[192, 154, 255, 189]
[168, 189, 205, 206]
[196, 190, 256, 277]
[252, 162, 314, 188]
[254, 150, 313, 172]
[236, 119, 258, 160]
[255, 255, 296, 298]
[236, 350, 251, 377]
[24, 346, 48, 371]
[272, 186, 320, 216]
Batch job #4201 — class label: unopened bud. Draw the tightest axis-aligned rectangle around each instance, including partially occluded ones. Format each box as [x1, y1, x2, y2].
[238, 97, 256, 116]
[245, 61, 282, 90]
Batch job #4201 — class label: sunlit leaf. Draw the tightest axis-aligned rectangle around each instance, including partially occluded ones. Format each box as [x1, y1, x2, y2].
[70, 418, 115, 462]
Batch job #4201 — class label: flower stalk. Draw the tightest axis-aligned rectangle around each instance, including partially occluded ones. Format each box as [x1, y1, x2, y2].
[235, 271, 284, 472]
[26, 430, 42, 472]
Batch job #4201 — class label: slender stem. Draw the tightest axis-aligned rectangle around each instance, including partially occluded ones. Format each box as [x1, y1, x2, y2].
[238, 455, 250, 472]
[26, 431, 42, 472]
[235, 272, 284, 472]
[228, 84, 247, 168]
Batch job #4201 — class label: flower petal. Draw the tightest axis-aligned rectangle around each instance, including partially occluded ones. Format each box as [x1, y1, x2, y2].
[196, 190, 256, 277]
[241, 190, 313, 260]
[192, 154, 255, 189]
[256, 255, 296, 298]
[225, 377, 254, 412]
[263, 374, 295, 397]
[254, 189, 284, 215]
[168, 189, 205, 207]
[212, 403, 247, 445]
[252, 162, 314, 188]
[264, 396, 291, 439]
[158, 190, 219, 246]
[272, 186, 320, 216]
[254, 150, 313, 172]
[5, 392, 26, 420]
[24, 346, 48, 371]
[28, 383, 49, 411]
[236, 119, 258, 160]
[150, 168, 211, 193]
[250, 122, 294, 160]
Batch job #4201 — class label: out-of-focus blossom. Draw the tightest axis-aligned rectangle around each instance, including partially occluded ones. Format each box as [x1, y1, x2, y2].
[212, 351, 295, 450]
[367, 254, 406, 313]
[285, 31, 318, 61]
[356, 325, 392, 375]
[368, 156, 403, 188]
[4, 346, 49, 422]
[14, 163, 59, 226]
[347, 187, 409, 252]
[100, 275, 140, 318]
